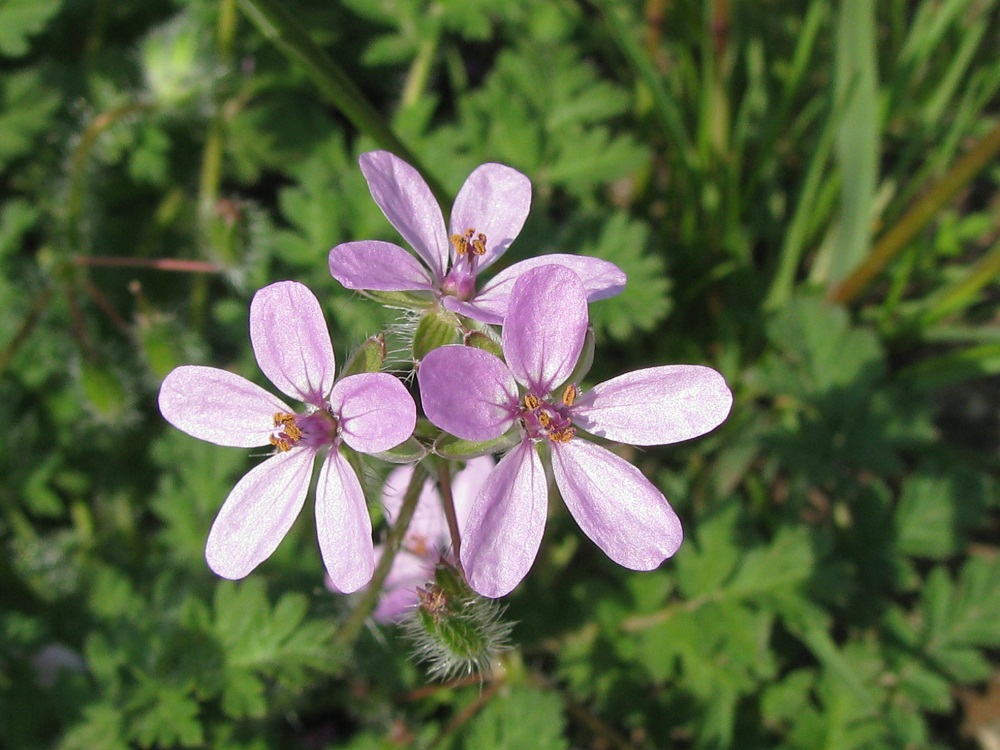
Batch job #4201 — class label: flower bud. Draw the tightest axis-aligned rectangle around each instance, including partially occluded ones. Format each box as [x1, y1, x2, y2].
[412, 307, 461, 362]
[340, 334, 386, 377]
[402, 560, 513, 681]
[464, 330, 503, 360]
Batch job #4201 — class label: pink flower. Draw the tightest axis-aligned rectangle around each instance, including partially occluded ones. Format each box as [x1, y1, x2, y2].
[417, 265, 733, 598]
[328, 150, 626, 324]
[346, 457, 493, 623]
[158, 281, 416, 592]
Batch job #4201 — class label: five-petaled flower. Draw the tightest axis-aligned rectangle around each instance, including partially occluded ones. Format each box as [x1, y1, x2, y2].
[158, 281, 416, 592]
[334, 457, 493, 622]
[418, 265, 733, 598]
[328, 150, 627, 324]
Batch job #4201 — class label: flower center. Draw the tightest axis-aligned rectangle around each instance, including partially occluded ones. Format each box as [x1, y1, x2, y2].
[441, 227, 488, 300]
[268, 409, 339, 452]
[520, 385, 578, 443]
[450, 227, 487, 259]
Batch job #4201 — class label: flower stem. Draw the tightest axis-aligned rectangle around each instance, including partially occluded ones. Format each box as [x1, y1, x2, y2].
[436, 461, 463, 568]
[829, 119, 1000, 304]
[234, 0, 451, 206]
[335, 461, 429, 647]
[0, 286, 54, 378]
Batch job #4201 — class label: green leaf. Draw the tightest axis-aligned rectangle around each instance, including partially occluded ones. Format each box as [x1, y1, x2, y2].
[462, 687, 567, 750]
[58, 704, 129, 750]
[568, 214, 672, 342]
[129, 684, 204, 748]
[724, 526, 814, 600]
[895, 464, 987, 559]
[0, 0, 62, 57]
[0, 70, 60, 169]
[0, 199, 39, 258]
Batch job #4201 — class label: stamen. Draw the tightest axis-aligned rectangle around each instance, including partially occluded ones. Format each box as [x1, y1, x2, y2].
[471, 232, 487, 255]
[449, 228, 488, 257]
[537, 411, 552, 429]
[549, 427, 576, 443]
[523, 394, 540, 411]
[270, 411, 303, 451]
[450, 228, 475, 256]
[269, 435, 293, 452]
[562, 384, 578, 407]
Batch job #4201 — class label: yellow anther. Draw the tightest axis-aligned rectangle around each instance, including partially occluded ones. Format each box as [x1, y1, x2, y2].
[549, 428, 575, 443]
[269, 435, 292, 452]
[450, 233, 469, 255]
[523, 394, 540, 411]
[271, 412, 302, 449]
[472, 232, 487, 255]
[562, 384, 578, 407]
[538, 411, 552, 428]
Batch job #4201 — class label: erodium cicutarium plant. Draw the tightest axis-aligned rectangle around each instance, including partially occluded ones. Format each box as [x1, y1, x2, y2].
[160, 154, 732, 679]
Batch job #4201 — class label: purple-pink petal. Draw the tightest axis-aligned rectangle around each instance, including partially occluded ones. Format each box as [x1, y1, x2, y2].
[449, 163, 531, 274]
[381, 464, 447, 542]
[502, 265, 588, 394]
[159, 365, 291, 448]
[418, 346, 519, 441]
[460, 441, 547, 598]
[449, 455, 495, 533]
[440, 295, 502, 325]
[550, 439, 682, 569]
[573, 365, 733, 446]
[372, 549, 429, 622]
[329, 240, 436, 292]
[330, 372, 416, 454]
[315, 449, 375, 593]
[476, 254, 626, 319]
[359, 150, 449, 282]
[205, 448, 315, 579]
[250, 281, 337, 406]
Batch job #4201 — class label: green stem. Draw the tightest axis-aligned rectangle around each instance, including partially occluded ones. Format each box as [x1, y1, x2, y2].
[235, 0, 450, 205]
[436, 461, 463, 567]
[401, 35, 438, 108]
[67, 102, 156, 255]
[830, 119, 1000, 304]
[0, 286, 53, 378]
[335, 461, 429, 647]
[918, 237, 1000, 327]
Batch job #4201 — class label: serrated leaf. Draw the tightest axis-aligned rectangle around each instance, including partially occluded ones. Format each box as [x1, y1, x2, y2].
[0, 0, 62, 57]
[0, 70, 61, 169]
[462, 687, 567, 750]
[724, 526, 814, 599]
[571, 214, 671, 342]
[58, 704, 129, 750]
[129, 685, 203, 748]
[895, 464, 987, 559]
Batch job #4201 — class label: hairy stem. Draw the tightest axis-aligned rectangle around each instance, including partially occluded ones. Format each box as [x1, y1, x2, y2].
[436, 461, 463, 568]
[335, 461, 428, 647]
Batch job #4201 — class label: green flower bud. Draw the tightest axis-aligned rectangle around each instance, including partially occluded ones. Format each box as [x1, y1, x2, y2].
[413, 307, 462, 362]
[403, 560, 513, 681]
[340, 334, 386, 377]
[464, 330, 503, 360]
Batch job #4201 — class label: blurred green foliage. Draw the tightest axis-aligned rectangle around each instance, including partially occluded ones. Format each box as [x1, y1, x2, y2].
[1, 0, 998, 748]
